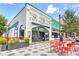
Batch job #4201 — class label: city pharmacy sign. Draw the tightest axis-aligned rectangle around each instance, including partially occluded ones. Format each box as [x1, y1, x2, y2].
[28, 5, 50, 27]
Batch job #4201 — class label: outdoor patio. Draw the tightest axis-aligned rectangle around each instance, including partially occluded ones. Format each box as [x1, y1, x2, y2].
[0, 41, 79, 56]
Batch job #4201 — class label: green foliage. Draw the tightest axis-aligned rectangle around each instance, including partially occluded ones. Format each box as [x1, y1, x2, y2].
[8, 38, 19, 44]
[24, 38, 29, 43]
[61, 9, 79, 32]
[15, 38, 19, 43]
[0, 38, 20, 45]
[0, 15, 7, 36]
[8, 40, 15, 44]
[0, 38, 7, 45]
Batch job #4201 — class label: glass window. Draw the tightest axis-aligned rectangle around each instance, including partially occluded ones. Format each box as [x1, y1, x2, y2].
[14, 27, 18, 37]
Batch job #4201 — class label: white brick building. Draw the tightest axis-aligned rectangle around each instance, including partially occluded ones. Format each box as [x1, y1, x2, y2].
[8, 4, 52, 43]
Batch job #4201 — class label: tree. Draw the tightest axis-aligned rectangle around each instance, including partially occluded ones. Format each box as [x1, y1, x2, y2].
[61, 9, 79, 38]
[0, 15, 7, 37]
[61, 9, 79, 32]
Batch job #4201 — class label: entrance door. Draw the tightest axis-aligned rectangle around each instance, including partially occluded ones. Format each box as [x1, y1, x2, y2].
[32, 31, 38, 41]
[39, 32, 45, 41]
[32, 25, 49, 42]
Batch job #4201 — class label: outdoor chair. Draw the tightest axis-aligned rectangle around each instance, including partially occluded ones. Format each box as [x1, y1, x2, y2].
[74, 45, 79, 52]
[57, 42, 69, 55]
[50, 41, 76, 55]
[67, 43, 75, 54]
[50, 41, 59, 52]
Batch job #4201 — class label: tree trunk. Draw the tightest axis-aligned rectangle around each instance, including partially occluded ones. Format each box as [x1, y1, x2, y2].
[74, 32, 76, 38]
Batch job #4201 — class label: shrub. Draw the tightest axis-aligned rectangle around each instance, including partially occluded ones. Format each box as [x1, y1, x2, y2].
[8, 38, 15, 44]
[24, 38, 29, 43]
[8, 38, 20, 44]
[15, 38, 19, 43]
[0, 38, 7, 45]
[0, 38, 20, 45]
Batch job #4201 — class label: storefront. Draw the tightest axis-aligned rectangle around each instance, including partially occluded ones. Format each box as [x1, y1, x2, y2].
[51, 19, 59, 39]
[32, 23, 49, 42]
[8, 4, 52, 43]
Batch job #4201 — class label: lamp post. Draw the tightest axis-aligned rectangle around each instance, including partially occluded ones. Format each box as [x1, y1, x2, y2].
[4, 26, 9, 50]
[4, 25, 9, 50]
[59, 14, 61, 33]
[6, 26, 9, 50]
[59, 14, 61, 40]
[59, 14, 63, 41]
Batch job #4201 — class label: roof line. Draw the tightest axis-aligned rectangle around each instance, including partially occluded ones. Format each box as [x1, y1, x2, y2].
[8, 3, 53, 26]
[8, 4, 26, 26]
[27, 3, 52, 18]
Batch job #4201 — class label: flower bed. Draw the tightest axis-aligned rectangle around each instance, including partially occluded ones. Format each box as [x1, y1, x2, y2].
[0, 37, 29, 51]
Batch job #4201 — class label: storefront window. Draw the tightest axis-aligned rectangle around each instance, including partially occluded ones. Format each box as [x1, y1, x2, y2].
[14, 27, 18, 37]
[52, 32, 58, 38]
[19, 25, 24, 39]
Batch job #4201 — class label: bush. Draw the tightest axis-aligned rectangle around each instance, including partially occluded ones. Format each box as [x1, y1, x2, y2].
[8, 39, 15, 44]
[0, 38, 20, 45]
[15, 38, 19, 43]
[0, 38, 7, 45]
[8, 38, 15, 44]
[24, 38, 29, 43]
[8, 38, 20, 44]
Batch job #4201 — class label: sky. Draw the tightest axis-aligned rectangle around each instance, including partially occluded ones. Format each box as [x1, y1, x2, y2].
[0, 3, 79, 23]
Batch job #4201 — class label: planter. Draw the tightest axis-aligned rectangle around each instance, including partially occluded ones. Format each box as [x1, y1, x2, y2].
[0, 44, 7, 51]
[8, 43, 20, 50]
[8, 42, 29, 50]
[0, 42, 29, 51]
[20, 42, 29, 48]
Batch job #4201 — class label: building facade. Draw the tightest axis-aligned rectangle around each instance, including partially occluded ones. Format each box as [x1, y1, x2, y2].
[8, 4, 52, 43]
[51, 19, 59, 39]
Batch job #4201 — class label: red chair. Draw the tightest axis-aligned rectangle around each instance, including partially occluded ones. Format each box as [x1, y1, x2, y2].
[69, 40, 75, 43]
[57, 42, 69, 55]
[60, 46, 69, 55]
[50, 41, 59, 52]
[67, 43, 75, 54]
[74, 45, 79, 52]
[50, 42, 56, 50]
